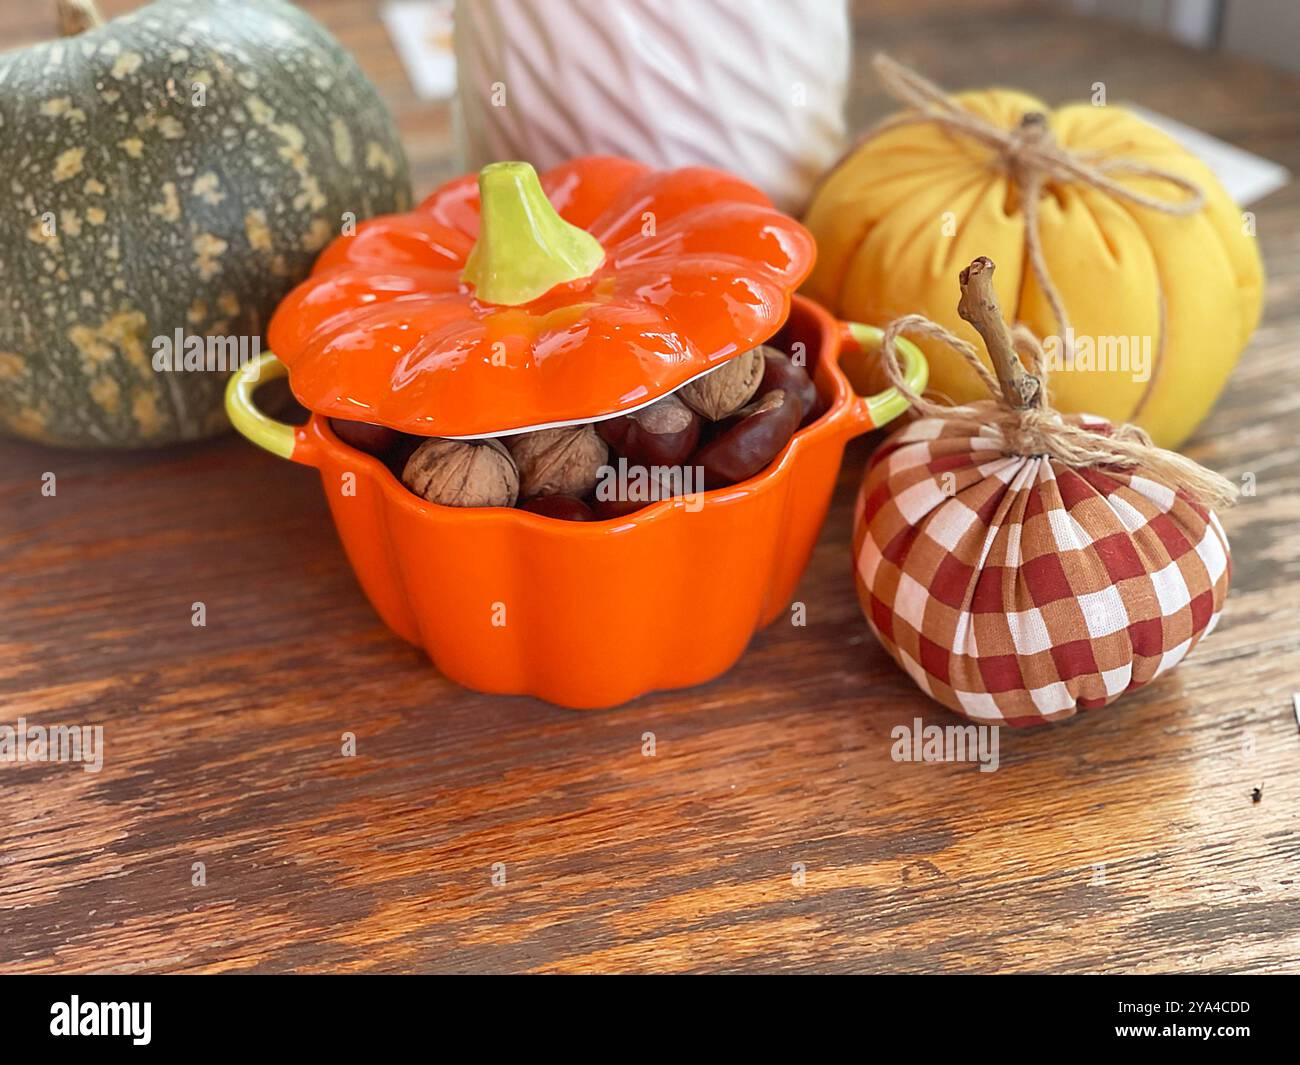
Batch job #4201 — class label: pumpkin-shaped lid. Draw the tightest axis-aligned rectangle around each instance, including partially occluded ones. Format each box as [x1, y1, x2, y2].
[267, 157, 815, 437]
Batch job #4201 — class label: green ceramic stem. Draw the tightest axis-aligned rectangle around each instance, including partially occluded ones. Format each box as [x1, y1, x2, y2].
[461, 161, 605, 305]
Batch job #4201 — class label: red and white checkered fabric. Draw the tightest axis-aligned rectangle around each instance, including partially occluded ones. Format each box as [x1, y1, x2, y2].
[853, 415, 1231, 726]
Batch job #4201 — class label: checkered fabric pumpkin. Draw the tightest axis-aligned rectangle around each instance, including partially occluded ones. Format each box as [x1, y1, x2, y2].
[853, 414, 1231, 726]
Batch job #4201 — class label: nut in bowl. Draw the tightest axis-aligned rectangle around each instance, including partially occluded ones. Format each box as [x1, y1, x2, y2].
[226, 157, 927, 708]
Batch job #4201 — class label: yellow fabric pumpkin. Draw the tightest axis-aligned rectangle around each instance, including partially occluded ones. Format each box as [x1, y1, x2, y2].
[804, 89, 1263, 448]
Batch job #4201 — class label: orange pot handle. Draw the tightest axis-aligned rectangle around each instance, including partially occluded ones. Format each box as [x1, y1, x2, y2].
[224, 352, 318, 466]
[837, 321, 927, 433]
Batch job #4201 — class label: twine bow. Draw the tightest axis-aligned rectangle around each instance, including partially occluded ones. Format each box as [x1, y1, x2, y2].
[877, 257, 1238, 511]
[869, 53, 1206, 361]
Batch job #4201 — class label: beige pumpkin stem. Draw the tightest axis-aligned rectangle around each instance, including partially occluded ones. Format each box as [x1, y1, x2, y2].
[957, 256, 1041, 411]
[57, 0, 102, 36]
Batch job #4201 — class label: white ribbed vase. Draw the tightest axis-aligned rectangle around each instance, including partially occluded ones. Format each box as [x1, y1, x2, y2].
[452, 0, 849, 213]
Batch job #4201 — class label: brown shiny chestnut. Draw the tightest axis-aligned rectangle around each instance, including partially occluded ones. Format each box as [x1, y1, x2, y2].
[693, 388, 801, 489]
[329, 417, 399, 456]
[596, 393, 701, 467]
[520, 494, 597, 521]
[759, 348, 820, 425]
[589, 495, 648, 520]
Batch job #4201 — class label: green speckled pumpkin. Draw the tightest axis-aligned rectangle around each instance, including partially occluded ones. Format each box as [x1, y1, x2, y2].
[0, 0, 412, 448]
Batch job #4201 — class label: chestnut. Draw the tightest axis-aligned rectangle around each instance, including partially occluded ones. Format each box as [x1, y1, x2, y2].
[759, 347, 820, 425]
[329, 417, 399, 457]
[693, 388, 801, 489]
[596, 393, 700, 467]
[520, 494, 596, 521]
[589, 495, 646, 520]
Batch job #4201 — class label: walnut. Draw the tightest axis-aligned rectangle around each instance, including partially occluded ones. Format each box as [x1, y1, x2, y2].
[507, 424, 609, 499]
[401, 437, 519, 508]
[677, 347, 765, 420]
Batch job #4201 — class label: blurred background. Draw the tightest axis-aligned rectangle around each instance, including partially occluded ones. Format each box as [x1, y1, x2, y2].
[5, 0, 1294, 200]
[1055, 0, 1300, 72]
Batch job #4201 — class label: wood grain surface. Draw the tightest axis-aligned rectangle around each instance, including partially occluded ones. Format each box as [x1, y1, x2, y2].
[1, 0, 1298, 974]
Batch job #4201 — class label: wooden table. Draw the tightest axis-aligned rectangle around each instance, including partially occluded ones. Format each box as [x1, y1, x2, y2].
[2, 0, 1298, 974]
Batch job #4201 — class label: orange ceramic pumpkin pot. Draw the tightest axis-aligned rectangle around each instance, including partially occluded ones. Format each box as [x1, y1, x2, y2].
[227, 158, 927, 708]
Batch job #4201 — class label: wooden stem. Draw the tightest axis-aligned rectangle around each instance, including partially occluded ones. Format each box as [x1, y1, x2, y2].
[1017, 111, 1051, 136]
[957, 256, 1041, 411]
[57, 0, 102, 37]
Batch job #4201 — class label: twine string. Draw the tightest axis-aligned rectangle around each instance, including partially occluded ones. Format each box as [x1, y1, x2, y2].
[877, 314, 1238, 511]
[869, 54, 1207, 358]
[861, 57, 1233, 510]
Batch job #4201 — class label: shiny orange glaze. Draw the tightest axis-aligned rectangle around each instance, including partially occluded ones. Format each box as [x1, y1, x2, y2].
[284, 296, 887, 708]
[267, 157, 816, 438]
